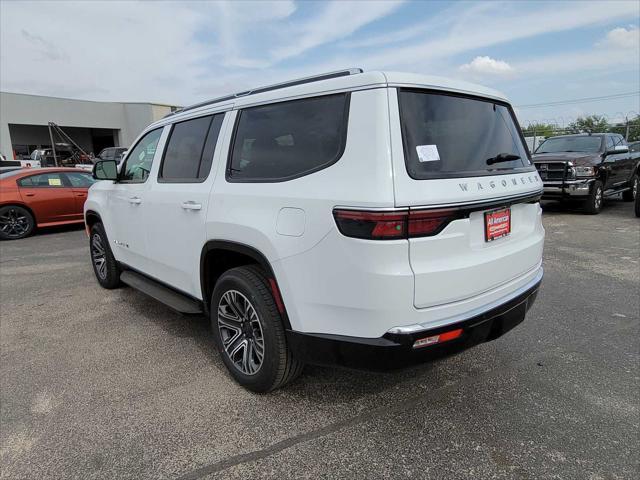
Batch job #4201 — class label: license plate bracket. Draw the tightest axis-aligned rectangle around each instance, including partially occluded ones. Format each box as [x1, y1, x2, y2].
[484, 207, 511, 242]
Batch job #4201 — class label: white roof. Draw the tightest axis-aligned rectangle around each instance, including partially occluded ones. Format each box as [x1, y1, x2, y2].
[150, 70, 508, 128]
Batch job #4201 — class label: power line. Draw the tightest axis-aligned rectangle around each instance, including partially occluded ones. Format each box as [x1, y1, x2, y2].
[516, 91, 640, 109]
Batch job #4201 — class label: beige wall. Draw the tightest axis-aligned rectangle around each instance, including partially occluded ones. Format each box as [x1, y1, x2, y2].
[0, 92, 177, 157]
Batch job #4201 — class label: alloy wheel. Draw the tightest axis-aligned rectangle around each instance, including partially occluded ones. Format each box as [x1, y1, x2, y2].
[217, 290, 264, 375]
[594, 187, 602, 210]
[633, 177, 638, 200]
[0, 208, 30, 239]
[91, 234, 107, 280]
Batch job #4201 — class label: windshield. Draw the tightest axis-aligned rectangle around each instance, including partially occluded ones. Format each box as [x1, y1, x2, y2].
[535, 136, 602, 154]
[398, 90, 530, 179]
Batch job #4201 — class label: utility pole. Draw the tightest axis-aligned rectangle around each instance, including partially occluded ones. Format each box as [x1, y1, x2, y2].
[625, 116, 629, 141]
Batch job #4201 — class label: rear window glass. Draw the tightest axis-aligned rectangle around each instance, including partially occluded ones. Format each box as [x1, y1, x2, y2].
[228, 93, 349, 182]
[536, 136, 602, 154]
[160, 114, 224, 181]
[398, 90, 530, 179]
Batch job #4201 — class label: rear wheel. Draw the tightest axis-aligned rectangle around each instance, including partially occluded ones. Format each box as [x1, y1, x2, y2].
[90, 223, 121, 289]
[0, 205, 35, 240]
[211, 266, 303, 392]
[622, 174, 638, 202]
[584, 180, 603, 214]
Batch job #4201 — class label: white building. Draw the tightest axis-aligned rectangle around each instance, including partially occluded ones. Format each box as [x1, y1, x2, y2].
[0, 92, 179, 159]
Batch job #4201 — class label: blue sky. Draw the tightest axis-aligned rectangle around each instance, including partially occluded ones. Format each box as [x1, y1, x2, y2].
[1, 0, 639, 127]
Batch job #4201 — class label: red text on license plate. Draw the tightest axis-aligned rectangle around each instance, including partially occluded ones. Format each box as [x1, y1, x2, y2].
[485, 207, 511, 242]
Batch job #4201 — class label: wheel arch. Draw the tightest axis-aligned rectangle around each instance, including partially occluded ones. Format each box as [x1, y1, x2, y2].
[200, 240, 291, 329]
[85, 210, 102, 228]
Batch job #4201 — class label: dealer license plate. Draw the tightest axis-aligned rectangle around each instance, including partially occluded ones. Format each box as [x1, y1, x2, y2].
[485, 207, 511, 242]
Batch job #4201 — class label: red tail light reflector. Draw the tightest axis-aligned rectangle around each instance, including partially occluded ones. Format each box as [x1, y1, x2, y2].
[333, 208, 459, 240]
[413, 328, 463, 349]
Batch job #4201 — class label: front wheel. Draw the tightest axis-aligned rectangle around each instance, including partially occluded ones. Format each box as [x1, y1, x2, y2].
[211, 266, 303, 392]
[89, 223, 121, 289]
[584, 180, 603, 214]
[622, 174, 638, 202]
[0, 205, 35, 240]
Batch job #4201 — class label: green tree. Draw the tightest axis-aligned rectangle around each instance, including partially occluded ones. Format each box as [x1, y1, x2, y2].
[522, 122, 556, 138]
[610, 115, 640, 142]
[567, 115, 610, 134]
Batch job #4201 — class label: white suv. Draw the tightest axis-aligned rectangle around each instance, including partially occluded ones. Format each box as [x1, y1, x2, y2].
[85, 69, 544, 392]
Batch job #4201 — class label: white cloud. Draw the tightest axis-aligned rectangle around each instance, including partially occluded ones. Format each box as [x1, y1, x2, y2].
[270, 1, 403, 61]
[459, 56, 514, 76]
[598, 26, 640, 49]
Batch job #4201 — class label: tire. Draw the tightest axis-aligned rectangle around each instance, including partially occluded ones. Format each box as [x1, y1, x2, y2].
[622, 174, 638, 202]
[89, 223, 121, 289]
[635, 185, 640, 217]
[0, 205, 35, 240]
[211, 265, 303, 392]
[584, 180, 603, 214]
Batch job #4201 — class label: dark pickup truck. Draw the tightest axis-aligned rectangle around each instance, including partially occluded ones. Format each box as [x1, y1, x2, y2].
[533, 133, 639, 214]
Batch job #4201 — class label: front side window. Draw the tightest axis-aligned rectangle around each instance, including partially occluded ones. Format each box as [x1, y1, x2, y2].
[228, 93, 349, 182]
[18, 173, 65, 187]
[120, 128, 162, 183]
[399, 90, 530, 179]
[64, 172, 96, 188]
[536, 136, 604, 154]
[159, 114, 224, 182]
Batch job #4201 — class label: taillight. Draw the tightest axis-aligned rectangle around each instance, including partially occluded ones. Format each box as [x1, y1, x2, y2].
[333, 208, 459, 240]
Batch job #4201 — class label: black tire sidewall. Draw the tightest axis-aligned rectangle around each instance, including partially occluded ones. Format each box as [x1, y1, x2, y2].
[0, 205, 34, 240]
[90, 223, 121, 289]
[210, 268, 286, 392]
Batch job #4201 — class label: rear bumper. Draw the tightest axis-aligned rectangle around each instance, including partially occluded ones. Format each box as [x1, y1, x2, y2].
[542, 179, 594, 198]
[286, 268, 542, 370]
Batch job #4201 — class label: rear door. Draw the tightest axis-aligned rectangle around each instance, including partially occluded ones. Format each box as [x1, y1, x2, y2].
[143, 112, 227, 297]
[17, 172, 77, 224]
[389, 88, 544, 308]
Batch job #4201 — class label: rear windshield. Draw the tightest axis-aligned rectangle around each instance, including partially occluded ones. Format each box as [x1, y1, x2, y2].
[398, 90, 531, 179]
[535, 136, 602, 154]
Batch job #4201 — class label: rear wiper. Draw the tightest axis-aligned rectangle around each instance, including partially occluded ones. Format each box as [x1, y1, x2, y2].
[486, 153, 521, 165]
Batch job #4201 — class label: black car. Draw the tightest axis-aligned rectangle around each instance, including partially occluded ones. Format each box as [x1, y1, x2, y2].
[533, 133, 639, 214]
[96, 147, 128, 164]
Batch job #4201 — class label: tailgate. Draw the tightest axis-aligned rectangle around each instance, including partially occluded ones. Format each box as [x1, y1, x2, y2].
[409, 200, 544, 308]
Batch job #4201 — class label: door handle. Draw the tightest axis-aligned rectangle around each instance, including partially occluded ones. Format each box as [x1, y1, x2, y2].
[25, 193, 35, 197]
[128, 196, 142, 205]
[181, 201, 202, 211]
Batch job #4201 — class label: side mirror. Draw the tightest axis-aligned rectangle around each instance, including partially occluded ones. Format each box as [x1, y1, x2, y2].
[93, 160, 118, 181]
[606, 145, 629, 155]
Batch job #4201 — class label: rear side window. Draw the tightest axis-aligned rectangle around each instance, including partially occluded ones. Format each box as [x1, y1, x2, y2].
[18, 173, 66, 187]
[398, 90, 531, 179]
[228, 93, 349, 182]
[160, 114, 224, 182]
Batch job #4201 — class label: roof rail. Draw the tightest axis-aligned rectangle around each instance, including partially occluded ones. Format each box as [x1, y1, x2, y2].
[166, 68, 363, 117]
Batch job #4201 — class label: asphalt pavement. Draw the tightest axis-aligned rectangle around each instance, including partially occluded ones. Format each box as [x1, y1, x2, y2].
[1, 198, 638, 479]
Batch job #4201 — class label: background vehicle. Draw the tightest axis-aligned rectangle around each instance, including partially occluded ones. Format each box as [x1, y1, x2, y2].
[0, 167, 96, 240]
[96, 147, 128, 164]
[86, 69, 544, 392]
[533, 133, 638, 214]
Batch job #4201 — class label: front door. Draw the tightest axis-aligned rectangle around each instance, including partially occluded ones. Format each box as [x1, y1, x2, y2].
[144, 112, 227, 297]
[109, 127, 165, 272]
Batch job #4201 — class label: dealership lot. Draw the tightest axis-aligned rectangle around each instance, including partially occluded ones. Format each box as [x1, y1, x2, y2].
[0, 200, 638, 479]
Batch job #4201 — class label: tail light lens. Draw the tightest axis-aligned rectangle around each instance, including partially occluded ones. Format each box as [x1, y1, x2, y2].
[333, 208, 459, 240]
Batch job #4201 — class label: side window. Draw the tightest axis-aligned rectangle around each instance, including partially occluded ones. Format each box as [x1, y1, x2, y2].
[64, 172, 97, 188]
[159, 113, 224, 182]
[228, 93, 349, 182]
[606, 136, 615, 150]
[613, 135, 623, 147]
[18, 173, 65, 187]
[120, 128, 162, 183]
[101, 149, 114, 160]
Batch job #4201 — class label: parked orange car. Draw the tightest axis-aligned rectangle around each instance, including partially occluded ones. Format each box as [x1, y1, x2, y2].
[0, 168, 96, 240]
